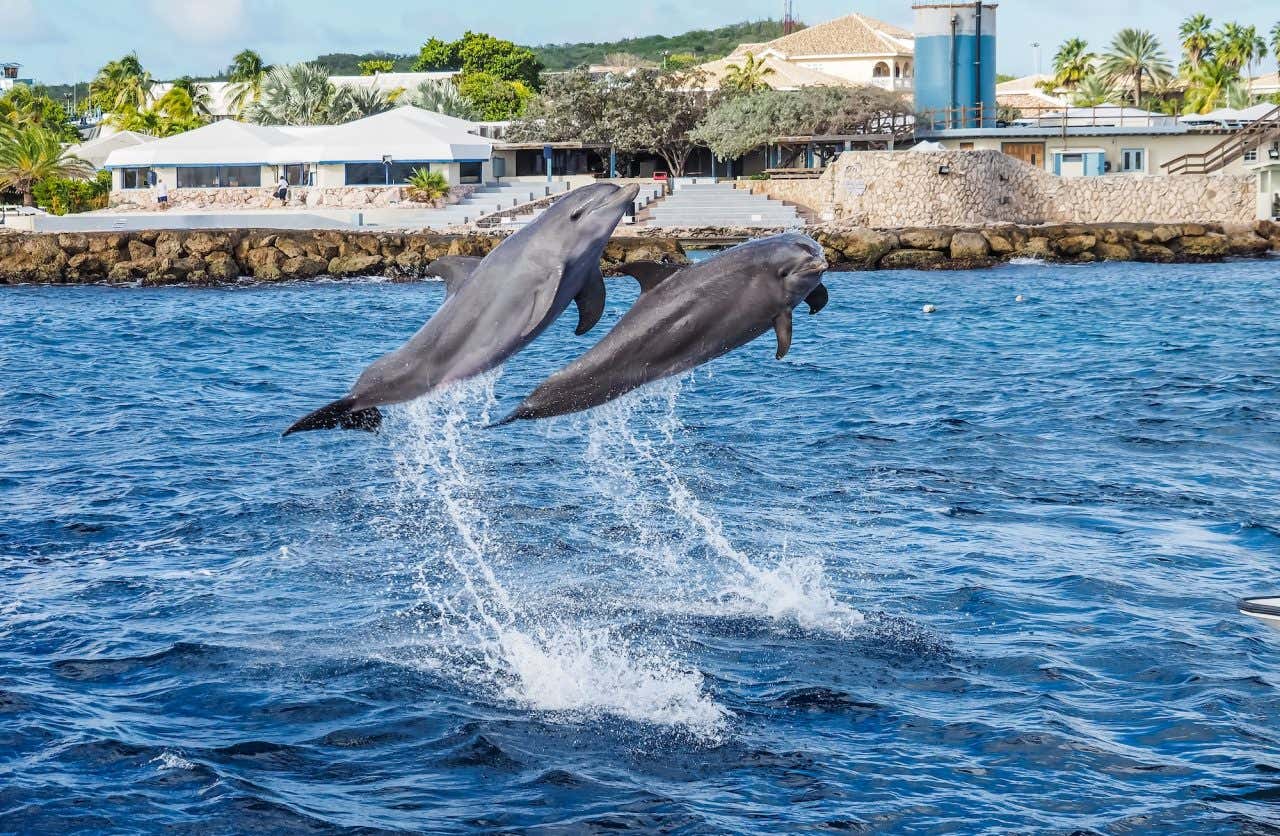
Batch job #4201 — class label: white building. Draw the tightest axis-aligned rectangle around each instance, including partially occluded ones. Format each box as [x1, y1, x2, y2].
[103, 106, 494, 193]
[699, 13, 915, 92]
[1, 62, 29, 93]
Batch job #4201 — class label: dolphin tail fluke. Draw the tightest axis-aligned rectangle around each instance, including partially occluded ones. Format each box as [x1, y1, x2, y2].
[283, 397, 383, 437]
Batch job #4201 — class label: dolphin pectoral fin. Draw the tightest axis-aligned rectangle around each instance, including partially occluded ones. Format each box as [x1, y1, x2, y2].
[773, 310, 793, 360]
[426, 256, 483, 298]
[616, 261, 682, 293]
[804, 283, 829, 315]
[574, 270, 606, 335]
[283, 397, 384, 436]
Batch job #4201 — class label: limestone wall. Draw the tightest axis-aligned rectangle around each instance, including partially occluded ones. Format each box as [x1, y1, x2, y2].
[740, 150, 1255, 226]
[107, 184, 478, 213]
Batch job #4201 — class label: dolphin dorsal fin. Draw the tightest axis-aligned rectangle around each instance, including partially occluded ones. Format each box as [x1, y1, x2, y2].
[805, 283, 829, 315]
[426, 256, 484, 298]
[617, 261, 682, 294]
[574, 269, 606, 335]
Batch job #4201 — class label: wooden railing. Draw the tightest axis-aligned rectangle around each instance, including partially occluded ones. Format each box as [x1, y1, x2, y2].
[1162, 105, 1280, 175]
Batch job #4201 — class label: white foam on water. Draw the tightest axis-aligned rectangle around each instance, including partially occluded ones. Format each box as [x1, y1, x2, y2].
[380, 376, 727, 735]
[584, 379, 864, 636]
[150, 750, 195, 771]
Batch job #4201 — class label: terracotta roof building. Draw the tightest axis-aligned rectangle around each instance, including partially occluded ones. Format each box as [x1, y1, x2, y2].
[700, 12, 915, 93]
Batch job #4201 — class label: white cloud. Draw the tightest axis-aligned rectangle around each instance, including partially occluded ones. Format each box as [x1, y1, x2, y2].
[147, 0, 247, 43]
[0, 0, 65, 44]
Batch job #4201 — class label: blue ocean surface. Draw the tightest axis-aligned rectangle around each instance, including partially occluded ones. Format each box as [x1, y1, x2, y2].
[2, 259, 1280, 834]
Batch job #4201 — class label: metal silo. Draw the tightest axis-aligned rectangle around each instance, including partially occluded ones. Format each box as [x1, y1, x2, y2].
[913, 3, 998, 129]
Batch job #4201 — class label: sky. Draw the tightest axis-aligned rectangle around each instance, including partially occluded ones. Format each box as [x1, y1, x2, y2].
[3, 0, 1278, 85]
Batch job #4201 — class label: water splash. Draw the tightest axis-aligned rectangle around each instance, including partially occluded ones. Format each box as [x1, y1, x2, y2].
[379, 377, 727, 738]
[582, 378, 864, 636]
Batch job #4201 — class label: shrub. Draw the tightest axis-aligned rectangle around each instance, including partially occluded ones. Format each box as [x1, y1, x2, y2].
[405, 168, 449, 203]
[33, 170, 112, 215]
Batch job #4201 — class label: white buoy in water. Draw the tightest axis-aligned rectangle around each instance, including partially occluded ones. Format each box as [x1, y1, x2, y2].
[1015, 294, 1026, 303]
[922, 304, 937, 314]
[1240, 597, 1280, 633]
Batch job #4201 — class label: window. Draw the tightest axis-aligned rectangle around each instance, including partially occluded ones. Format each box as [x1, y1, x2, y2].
[176, 166, 262, 188]
[459, 162, 483, 184]
[177, 166, 219, 188]
[344, 163, 386, 185]
[1245, 148, 1258, 163]
[873, 62, 890, 78]
[959, 142, 975, 151]
[281, 164, 310, 186]
[1120, 148, 1145, 173]
[120, 167, 152, 189]
[388, 162, 426, 184]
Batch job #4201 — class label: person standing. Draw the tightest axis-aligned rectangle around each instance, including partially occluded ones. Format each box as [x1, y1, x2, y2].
[155, 178, 169, 211]
[275, 173, 289, 206]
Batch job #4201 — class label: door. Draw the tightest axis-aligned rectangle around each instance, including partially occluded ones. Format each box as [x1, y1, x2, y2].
[1001, 142, 1045, 168]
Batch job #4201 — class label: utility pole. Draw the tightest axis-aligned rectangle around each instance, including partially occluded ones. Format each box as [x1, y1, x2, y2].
[1032, 42, 1041, 76]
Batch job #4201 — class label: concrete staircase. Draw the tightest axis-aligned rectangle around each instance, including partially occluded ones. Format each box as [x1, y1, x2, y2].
[365, 181, 573, 228]
[646, 182, 802, 229]
[491, 183, 666, 230]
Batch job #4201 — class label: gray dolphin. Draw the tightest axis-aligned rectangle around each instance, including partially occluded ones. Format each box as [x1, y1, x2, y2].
[496, 232, 829, 425]
[284, 182, 641, 435]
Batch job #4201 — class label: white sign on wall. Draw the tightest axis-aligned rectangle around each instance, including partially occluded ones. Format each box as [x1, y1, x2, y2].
[846, 180, 867, 196]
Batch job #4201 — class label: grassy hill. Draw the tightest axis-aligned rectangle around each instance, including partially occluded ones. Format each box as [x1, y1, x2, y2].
[309, 20, 799, 75]
[533, 20, 797, 69]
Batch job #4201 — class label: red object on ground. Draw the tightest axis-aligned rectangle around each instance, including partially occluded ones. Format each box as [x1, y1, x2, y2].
[652, 172, 668, 182]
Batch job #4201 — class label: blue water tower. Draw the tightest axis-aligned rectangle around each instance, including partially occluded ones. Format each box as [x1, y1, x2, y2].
[913, 3, 998, 130]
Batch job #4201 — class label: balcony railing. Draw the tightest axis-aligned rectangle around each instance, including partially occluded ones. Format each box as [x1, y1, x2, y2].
[869, 77, 913, 92]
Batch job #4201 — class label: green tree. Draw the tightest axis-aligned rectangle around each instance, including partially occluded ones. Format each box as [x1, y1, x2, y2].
[1214, 22, 1266, 75]
[602, 69, 716, 176]
[1044, 38, 1095, 92]
[413, 38, 461, 71]
[247, 63, 337, 125]
[409, 79, 481, 119]
[1071, 73, 1119, 106]
[1100, 29, 1172, 106]
[1272, 22, 1280, 68]
[227, 49, 272, 115]
[87, 53, 153, 115]
[331, 85, 393, 122]
[1182, 59, 1240, 113]
[455, 72, 531, 120]
[0, 87, 80, 142]
[1179, 14, 1214, 71]
[721, 52, 775, 95]
[505, 69, 611, 143]
[456, 32, 543, 88]
[168, 76, 213, 117]
[0, 123, 93, 206]
[665, 52, 699, 70]
[358, 58, 396, 76]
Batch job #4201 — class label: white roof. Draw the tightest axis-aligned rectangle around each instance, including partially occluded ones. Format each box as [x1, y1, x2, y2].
[285, 107, 493, 163]
[1180, 103, 1276, 125]
[330, 71, 457, 95]
[68, 130, 156, 169]
[102, 106, 492, 169]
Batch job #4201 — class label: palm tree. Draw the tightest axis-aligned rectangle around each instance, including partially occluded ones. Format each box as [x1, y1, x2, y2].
[1272, 22, 1280, 69]
[1100, 29, 1172, 107]
[246, 63, 336, 126]
[330, 85, 392, 123]
[168, 76, 212, 118]
[1072, 73, 1118, 106]
[226, 49, 272, 115]
[0, 123, 93, 206]
[1215, 23, 1267, 75]
[88, 53, 153, 115]
[409, 79, 480, 119]
[722, 53, 775, 95]
[1050, 38, 1096, 90]
[1183, 60, 1242, 113]
[1179, 15, 1214, 71]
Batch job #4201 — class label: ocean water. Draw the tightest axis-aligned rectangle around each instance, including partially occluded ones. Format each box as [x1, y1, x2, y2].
[2, 259, 1280, 834]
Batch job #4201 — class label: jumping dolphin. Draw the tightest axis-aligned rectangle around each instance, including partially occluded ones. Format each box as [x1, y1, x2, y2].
[496, 232, 829, 425]
[284, 182, 641, 436]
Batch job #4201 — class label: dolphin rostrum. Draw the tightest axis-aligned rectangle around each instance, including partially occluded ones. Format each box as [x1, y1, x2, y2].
[496, 232, 829, 425]
[284, 182, 641, 436]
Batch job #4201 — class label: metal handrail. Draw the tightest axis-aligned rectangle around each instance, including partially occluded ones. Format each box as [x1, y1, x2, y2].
[917, 104, 1184, 130]
[1161, 105, 1280, 175]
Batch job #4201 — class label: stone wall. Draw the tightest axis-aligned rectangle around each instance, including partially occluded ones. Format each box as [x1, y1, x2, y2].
[108, 184, 478, 213]
[740, 150, 1256, 226]
[0, 229, 686, 285]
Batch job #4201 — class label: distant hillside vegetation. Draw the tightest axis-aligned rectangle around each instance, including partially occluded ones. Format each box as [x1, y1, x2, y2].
[533, 20, 799, 70]
[310, 52, 417, 75]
